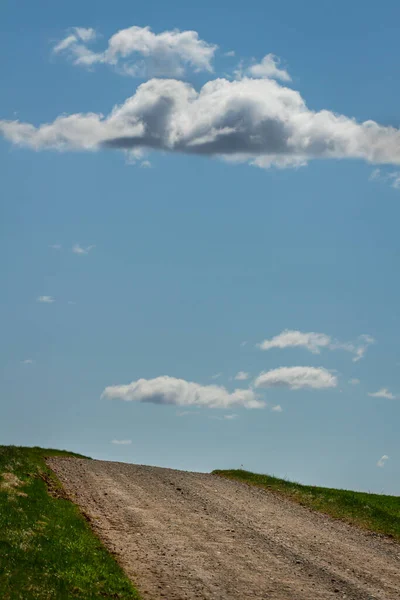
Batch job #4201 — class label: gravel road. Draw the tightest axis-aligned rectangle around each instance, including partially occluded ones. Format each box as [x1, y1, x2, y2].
[47, 458, 400, 600]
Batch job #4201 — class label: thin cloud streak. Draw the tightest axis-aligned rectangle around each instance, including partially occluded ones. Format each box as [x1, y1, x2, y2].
[37, 295, 55, 303]
[368, 388, 396, 400]
[72, 243, 95, 254]
[377, 455, 389, 468]
[234, 371, 250, 381]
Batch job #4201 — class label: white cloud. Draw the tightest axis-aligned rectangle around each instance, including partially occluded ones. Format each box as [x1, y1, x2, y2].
[224, 50, 235, 57]
[37, 295, 55, 303]
[22, 359, 34, 364]
[72, 243, 95, 255]
[49, 244, 62, 250]
[211, 372, 222, 380]
[67, 300, 77, 305]
[240, 341, 248, 347]
[348, 378, 360, 385]
[248, 54, 291, 81]
[53, 25, 217, 78]
[370, 168, 400, 189]
[176, 410, 198, 417]
[54, 34, 78, 54]
[271, 404, 283, 412]
[3, 76, 400, 169]
[257, 330, 374, 361]
[102, 375, 264, 409]
[140, 160, 152, 168]
[254, 366, 337, 390]
[53, 27, 97, 54]
[340, 334, 375, 362]
[258, 330, 331, 353]
[369, 168, 381, 181]
[377, 455, 389, 468]
[234, 371, 250, 381]
[391, 172, 400, 189]
[111, 439, 132, 445]
[211, 413, 239, 421]
[368, 388, 396, 400]
[124, 147, 147, 165]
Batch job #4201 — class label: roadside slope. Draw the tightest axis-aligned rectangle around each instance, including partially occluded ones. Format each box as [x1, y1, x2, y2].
[0, 446, 140, 600]
[48, 457, 400, 600]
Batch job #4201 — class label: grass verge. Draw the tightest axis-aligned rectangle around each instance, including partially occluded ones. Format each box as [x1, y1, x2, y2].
[213, 469, 400, 541]
[0, 445, 140, 599]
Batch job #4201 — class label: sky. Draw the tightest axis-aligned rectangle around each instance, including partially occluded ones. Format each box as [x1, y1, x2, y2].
[1, 0, 400, 494]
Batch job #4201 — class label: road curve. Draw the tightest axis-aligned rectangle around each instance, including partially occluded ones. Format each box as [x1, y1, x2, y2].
[47, 458, 400, 600]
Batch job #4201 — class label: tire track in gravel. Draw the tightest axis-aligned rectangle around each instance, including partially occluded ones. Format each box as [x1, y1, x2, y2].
[47, 458, 400, 600]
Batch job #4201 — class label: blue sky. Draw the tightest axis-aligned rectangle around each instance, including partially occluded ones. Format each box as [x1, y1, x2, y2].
[1, 0, 400, 494]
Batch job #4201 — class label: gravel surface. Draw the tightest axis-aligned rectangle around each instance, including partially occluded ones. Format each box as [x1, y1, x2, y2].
[47, 458, 400, 600]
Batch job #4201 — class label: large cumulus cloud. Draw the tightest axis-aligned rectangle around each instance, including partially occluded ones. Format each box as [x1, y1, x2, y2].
[2, 76, 400, 168]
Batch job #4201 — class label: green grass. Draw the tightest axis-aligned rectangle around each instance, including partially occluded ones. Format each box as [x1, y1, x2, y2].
[213, 469, 400, 541]
[0, 445, 140, 600]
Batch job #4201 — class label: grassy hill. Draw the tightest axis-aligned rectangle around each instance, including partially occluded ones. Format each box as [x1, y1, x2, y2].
[0, 445, 140, 599]
[213, 469, 400, 541]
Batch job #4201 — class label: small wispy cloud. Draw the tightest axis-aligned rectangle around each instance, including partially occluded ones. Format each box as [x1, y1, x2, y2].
[124, 148, 147, 166]
[111, 439, 132, 445]
[370, 168, 400, 190]
[377, 455, 389, 468]
[22, 359, 34, 364]
[240, 341, 248, 347]
[368, 388, 396, 400]
[211, 372, 222, 380]
[234, 371, 250, 381]
[210, 413, 238, 421]
[257, 330, 375, 362]
[49, 244, 62, 250]
[37, 295, 55, 303]
[72, 243, 95, 255]
[349, 378, 360, 385]
[247, 53, 291, 82]
[369, 168, 381, 181]
[53, 27, 97, 54]
[176, 410, 199, 417]
[271, 404, 283, 412]
[224, 50, 235, 57]
[392, 173, 400, 189]
[348, 335, 375, 362]
[140, 160, 152, 168]
[67, 300, 77, 305]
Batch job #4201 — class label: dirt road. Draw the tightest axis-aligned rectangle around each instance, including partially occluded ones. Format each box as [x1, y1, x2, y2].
[47, 458, 400, 600]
